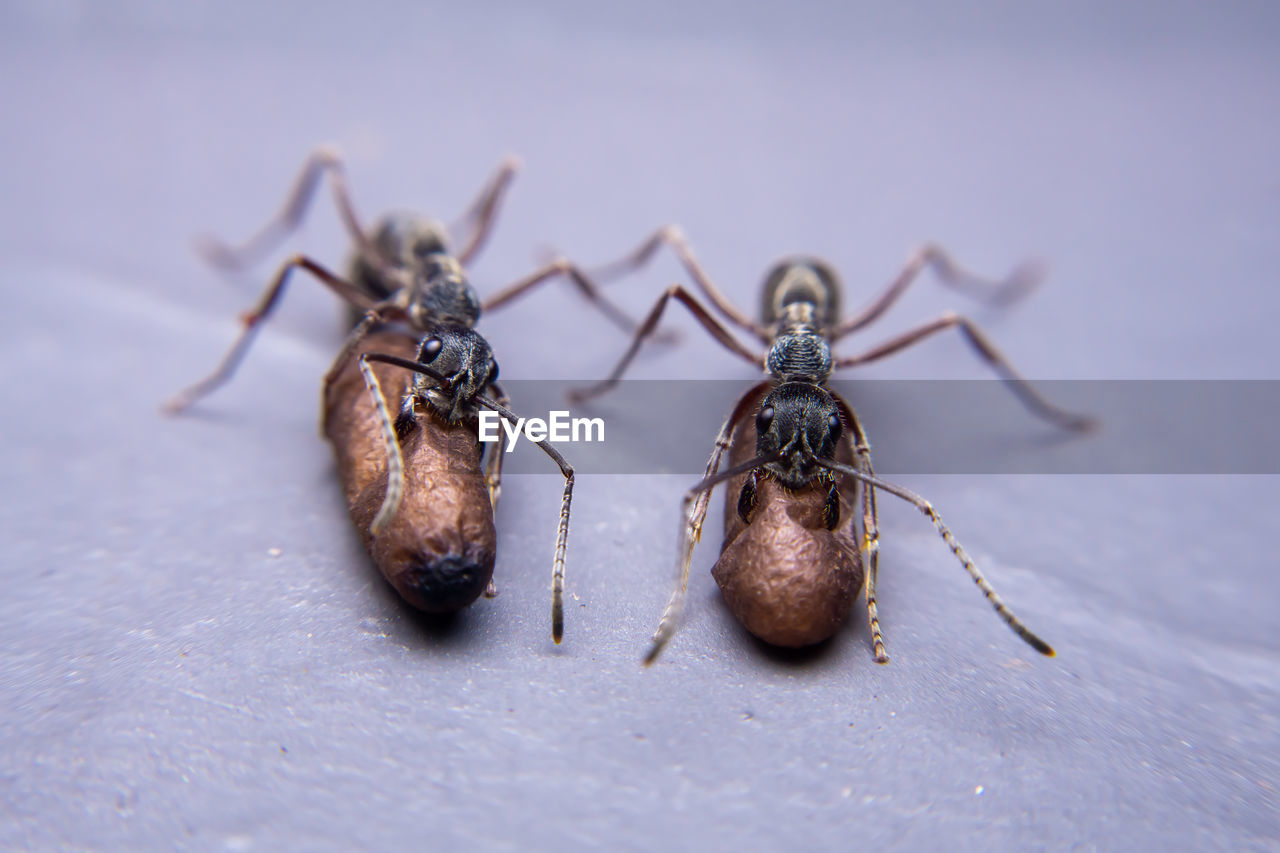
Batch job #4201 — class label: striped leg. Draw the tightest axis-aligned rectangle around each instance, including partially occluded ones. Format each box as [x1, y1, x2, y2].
[814, 458, 1055, 658]
[837, 399, 886, 663]
[479, 382, 512, 598]
[194, 146, 375, 272]
[164, 255, 376, 414]
[642, 411, 737, 665]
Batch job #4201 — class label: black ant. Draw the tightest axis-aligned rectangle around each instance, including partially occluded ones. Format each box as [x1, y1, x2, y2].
[165, 148, 642, 642]
[569, 226, 1093, 663]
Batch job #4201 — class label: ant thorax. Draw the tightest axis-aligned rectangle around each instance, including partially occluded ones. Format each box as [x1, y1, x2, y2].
[766, 324, 833, 382]
[405, 255, 483, 330]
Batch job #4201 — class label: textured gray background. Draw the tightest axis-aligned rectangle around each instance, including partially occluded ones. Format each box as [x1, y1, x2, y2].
[2, 2, 1278, 850]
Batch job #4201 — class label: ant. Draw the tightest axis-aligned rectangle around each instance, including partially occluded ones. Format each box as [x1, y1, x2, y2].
[165, 148, 642, 642]
[569, 226, 1094, 664]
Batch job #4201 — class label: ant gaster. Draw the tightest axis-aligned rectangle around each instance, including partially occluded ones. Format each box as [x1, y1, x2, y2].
[166, 149, 641, 642]
[570, 227, 1093, 663]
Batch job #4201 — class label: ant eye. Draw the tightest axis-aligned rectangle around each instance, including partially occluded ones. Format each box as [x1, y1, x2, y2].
[487, 360, 499, 383]
[421, 338, 443, 362]
[827, 413, 842, 441]
[756, 406, 774, 432]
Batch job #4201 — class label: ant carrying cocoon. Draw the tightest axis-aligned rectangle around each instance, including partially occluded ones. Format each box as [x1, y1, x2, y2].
[167, 149, 644, 642]
[571, 226, 1093, 663]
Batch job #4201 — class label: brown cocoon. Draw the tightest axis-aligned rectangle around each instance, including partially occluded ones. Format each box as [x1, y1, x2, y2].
[712, 386, 865, 647]
[322, 329, 496, 611]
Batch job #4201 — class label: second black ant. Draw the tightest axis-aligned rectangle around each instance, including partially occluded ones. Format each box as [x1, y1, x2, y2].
[570, 226, 1093, 663]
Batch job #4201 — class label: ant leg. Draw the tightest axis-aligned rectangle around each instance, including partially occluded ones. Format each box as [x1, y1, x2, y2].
[643, 412, 738, 665]
[832, 245, 1045, 341]
[163, 255, 378, 414]
[452, 156, 520, 266]
[834, 312, 1096, 432]
[838, 400, 887, 663]
[472, 392, 574, 644]
[860, 461, 886, 663]
[814, 458, 1055, 657]
[481, 257, 664, 338]
[585, 225, 771, 344]
[568, 285, 765, 404]
[321, 300, 408, 398]
[356, 353, 409, 537]
[645, 386, 768, 664]
[195, 147, 376, 272]
[477, 382, 512, 599]
[482, 381, 511, 512]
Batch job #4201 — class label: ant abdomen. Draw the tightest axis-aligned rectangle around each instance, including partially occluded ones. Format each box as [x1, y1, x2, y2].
[759, 257, 843, 329]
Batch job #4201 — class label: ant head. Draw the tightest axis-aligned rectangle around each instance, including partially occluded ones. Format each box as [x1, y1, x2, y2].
[754, 382, 844, 488]
[413, 326, 498, 421]
[406, 254, 482, 329]
[371, 212, 451, 270]
[760, 258, 842, 328]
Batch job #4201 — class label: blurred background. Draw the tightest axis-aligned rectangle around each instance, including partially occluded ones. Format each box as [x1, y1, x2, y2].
[2, 2, 1277, 849]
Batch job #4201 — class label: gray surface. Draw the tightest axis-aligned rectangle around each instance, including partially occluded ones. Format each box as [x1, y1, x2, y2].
[3, 3, 1278, 850]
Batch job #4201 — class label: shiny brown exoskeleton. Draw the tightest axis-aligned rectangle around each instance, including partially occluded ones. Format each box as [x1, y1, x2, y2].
[571, 227, 1094, 663]
[164, 151, 636, 641]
